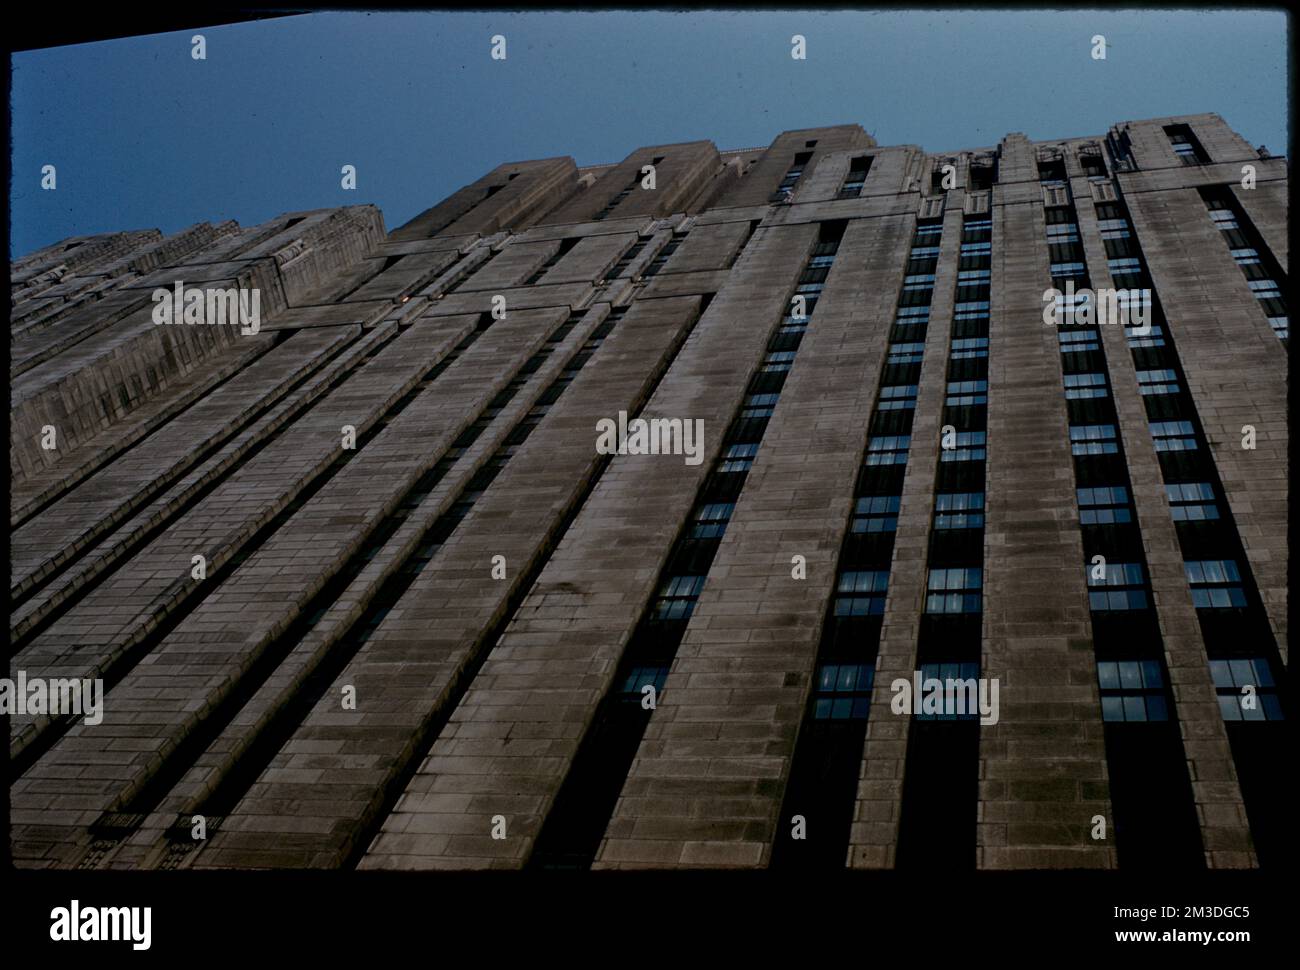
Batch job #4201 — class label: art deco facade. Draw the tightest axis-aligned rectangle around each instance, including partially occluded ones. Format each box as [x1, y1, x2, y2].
[7, 113, 1288, 871]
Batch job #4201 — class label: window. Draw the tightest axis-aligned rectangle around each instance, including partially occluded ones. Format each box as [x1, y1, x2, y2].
[851, 494, 900, 533]
[1211, 658, 1283, 721]
[891, 324, 927, 343]
[953, 300, 990, 321]
[1063, 372, 1109, 399]
[808, 253, 835, 268]
[1114, 288, 1152, 317]
[866, 435, 910, 466]
[1208, 208, 1239, 230]
[1165, 125, 1209, 165]
[910, 246, 941, 260]
[925, 567, 982, 613]
[718, 442, 758, 472]
[951, 318, 989, 340]
[1070, 424, 1119, 456]
[914, 662, 983, 721]
[1124, 323, 1165, 348]
[771, 151, 814, 200]
[1086, 562, 1148, 611]
[969, 161, 996, 191]
[1201, 193, 1287, 342]
[1048, 290, 1093, 326]
[812, 235, 841, 257]
[1097, 660, 1169, 722]
[620, 665, 669, 700]
[950, 337, 989, 360]
[1247, 279, 1282, 299]
[741, 393, 780, 418]
[1046, 223, 1080, 244]
[837, 156, 872, 199]
[761, 350, 797, 373]
[957, 269, 991, 285]
[1097, 218, 1130, 240]
[1185, 560, 1246, 608]
[688, 502, 735, 539]
[903, 274, 937, 290]
[934, 492, 985, 529]
[897, 305, 931, 323]
[1058, 329, 1100, 353]
[945, 380, 987, 406]
[1107, 254, 1138, 282]
[1077, 486, 1132, 525]
[878, 385, 919, 410]
[833, 569, 889, 616]
[651, 574, 706, 620]
[1050, 261, 1087, 280]
[810, 663, 875, 720]
[778, 317, 809, 337]
[1166, 482, 1219, 521]
[914, 222, 944, 241]
[941, 430, 986, 462]
[1080, 153, 1107, 180]
[1150, 420, 1197, 452]
[1136, 368, 1180, 396]
[886, 342, 925, 364]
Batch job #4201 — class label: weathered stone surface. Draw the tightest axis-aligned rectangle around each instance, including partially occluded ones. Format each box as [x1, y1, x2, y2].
[8, 115, 1285, 872]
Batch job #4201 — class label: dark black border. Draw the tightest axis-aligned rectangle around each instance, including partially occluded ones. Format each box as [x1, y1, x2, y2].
[6, 868, 1294, 955]
[4, 3, 1295, 959]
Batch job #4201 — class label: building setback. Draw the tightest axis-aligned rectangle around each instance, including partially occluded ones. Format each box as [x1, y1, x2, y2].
[6, 113, 1288, 871]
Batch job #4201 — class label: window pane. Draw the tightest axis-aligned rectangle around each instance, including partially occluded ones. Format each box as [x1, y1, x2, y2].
[1123, 696, 1147, 721]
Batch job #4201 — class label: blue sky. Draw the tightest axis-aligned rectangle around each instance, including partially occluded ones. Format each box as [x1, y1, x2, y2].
[10, 9, 1289, 255]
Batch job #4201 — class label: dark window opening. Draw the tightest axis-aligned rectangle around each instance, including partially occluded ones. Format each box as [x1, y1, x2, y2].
[1037, 157, 1068, 186]
[1080, 151, 1107, 179]
[1164, 124, 1210, 165]
[837, 156, 873, 199]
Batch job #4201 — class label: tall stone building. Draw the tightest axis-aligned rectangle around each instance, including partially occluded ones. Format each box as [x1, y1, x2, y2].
[7, 113, 1288, 871]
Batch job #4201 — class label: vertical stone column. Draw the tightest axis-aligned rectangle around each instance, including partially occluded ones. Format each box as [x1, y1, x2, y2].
[977, 157, 1113, 869]
[1123, 189, 1288, 654]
